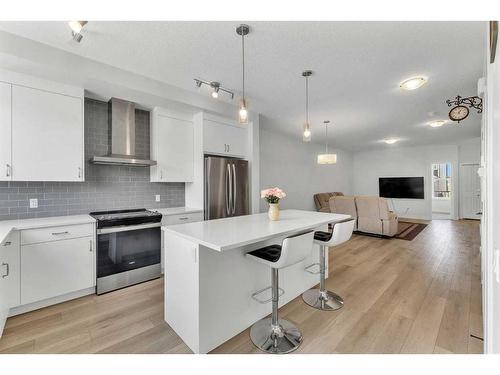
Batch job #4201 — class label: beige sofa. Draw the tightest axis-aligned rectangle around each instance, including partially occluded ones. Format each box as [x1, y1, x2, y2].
[329, 196, 358, 230]
[313, 192, 344, 213]
[328, 195, 398, 237]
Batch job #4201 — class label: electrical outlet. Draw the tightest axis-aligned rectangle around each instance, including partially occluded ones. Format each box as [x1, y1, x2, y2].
[155, 195, 161, 202]
[29, 198, 38, 208]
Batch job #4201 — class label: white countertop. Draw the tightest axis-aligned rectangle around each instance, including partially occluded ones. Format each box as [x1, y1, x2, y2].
[163, 209, 351, 252]
[0, 214, 96, 245]
[0, 207, 202, 245]
[148, 207, 203, 216]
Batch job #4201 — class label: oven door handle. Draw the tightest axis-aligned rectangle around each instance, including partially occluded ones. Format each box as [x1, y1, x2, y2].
[97, 222, 161, 234]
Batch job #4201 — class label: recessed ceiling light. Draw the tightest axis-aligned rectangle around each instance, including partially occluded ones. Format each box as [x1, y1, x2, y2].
[400, 76, 427, 91]
[384, 138, 399, 145]
[428, 120, 447, 128]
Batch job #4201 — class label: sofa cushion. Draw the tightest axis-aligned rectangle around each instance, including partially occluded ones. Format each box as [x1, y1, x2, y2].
[355, 196, 381, 218]
[313, 192, 344, 211]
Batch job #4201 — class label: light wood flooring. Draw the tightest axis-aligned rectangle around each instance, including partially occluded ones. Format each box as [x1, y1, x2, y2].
[0, 219, 482, 354]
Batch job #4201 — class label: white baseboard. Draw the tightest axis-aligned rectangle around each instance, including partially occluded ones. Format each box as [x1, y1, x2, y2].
[8, 287, 96, 317]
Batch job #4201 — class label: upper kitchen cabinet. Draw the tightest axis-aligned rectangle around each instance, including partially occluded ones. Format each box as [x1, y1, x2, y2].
[150, 107, 194, 182]
[203, 117, 247, 158]
[0, 82, 12, 181]
[0, 69, 84, 182]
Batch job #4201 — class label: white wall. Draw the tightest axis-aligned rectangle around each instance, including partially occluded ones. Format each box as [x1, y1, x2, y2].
[352, 145, 460, 220]
[458, 137, 481, 164]
[259, 128, 353, 212]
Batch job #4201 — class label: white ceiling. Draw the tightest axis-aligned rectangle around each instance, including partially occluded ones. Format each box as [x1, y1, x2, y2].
[0, 21, 485, 151]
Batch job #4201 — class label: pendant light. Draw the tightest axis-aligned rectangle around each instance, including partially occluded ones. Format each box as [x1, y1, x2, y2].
[317, 120, 337, 164]
[236, 24, 250, 124]
[302, 70, 313, 142]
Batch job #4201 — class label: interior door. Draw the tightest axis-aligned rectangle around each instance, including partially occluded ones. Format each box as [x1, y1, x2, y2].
[205, 156, 231, 220]
[231, 159, 249, 217]
[460, 164, 482, 219]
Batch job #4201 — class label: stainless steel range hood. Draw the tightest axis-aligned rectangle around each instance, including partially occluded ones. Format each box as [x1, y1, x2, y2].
[90, 98, 157, 167]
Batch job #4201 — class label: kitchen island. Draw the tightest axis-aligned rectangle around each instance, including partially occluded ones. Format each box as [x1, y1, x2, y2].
[163, 209, 351, 353]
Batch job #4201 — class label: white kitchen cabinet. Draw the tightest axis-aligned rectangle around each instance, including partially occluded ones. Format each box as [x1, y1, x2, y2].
[0, 82, 12, 181]
[0, 231, 20, 337]
[203, 119, 247, 158]
[21, 236, 94, 305]
[151, 108, 194, 182]
[11, 85, 84, 182]
[161, 211, 203, 273]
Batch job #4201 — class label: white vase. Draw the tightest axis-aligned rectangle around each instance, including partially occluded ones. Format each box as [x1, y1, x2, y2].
[268, 203, 280, 221]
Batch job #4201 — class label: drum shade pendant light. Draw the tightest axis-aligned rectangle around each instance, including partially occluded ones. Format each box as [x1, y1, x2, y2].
[236, 24, 250, 124]
[317, 120, 337, 164]
[302, 70, 313, 142]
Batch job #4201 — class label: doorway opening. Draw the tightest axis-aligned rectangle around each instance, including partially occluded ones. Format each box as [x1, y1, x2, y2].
[460, 163, 482, 220]
[431, 163, 453, 220]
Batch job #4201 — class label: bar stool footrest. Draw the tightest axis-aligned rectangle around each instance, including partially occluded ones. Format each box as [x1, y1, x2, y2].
[251, 286, 285, 304]
[304, 262, 321, 275]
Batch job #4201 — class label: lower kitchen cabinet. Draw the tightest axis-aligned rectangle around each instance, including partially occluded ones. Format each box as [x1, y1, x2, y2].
[1, 232, 21, 308]
[21, 236, 95, 305]
[0, 231, 20, 337]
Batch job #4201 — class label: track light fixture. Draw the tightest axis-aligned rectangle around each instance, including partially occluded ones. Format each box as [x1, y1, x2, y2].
[68, 21, 87, 43]
[211, 82, 220, 99]
[193, 79, 234, 100]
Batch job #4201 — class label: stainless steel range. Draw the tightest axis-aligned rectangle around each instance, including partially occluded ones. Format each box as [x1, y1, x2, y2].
[90, 208, 162, 294]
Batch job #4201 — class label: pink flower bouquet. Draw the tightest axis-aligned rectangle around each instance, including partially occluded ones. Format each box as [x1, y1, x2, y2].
[261, 187, 286, 204]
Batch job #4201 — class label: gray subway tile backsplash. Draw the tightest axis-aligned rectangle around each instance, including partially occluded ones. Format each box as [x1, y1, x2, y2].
[0, 98, 185, 220]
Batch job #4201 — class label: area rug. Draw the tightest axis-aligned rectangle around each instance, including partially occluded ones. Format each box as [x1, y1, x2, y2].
[395, 221, 428, 241]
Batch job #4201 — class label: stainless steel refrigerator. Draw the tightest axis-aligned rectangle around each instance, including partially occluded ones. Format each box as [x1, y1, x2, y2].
[204, 156, 249, 220]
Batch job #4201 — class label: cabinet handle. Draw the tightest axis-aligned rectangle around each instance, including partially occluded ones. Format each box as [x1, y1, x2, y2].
[228, 144, 230, 152]
[179, 217, 189, 220]
[1, 262, 9, 278]
[51, 231, 69, 236]
[160, 170, 163, 180]
[89, 239, 93, 252]
[78, 167, 82, 179]
[6, 164, 10, 177]
[2, 241, 11, 246]
[224, 144, 228, 152]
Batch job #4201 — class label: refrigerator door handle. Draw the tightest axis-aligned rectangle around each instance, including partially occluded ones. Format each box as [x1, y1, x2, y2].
[232, 163, 237, 215]
[205, 159, 209, 220]
[226, 163, 232, 216]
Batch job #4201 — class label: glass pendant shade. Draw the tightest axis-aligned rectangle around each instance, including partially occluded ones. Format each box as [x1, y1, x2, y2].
[239, 98, 248, 124]
[303, 123, 311, 142]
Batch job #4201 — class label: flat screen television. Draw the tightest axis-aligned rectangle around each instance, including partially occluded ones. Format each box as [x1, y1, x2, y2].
[379, 177, 424, 199]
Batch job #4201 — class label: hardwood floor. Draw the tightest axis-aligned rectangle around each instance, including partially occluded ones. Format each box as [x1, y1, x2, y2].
[0, 219, 482, 354]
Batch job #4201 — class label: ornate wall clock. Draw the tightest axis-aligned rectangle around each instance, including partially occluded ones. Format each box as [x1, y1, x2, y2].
[448, 105, 469, 122]
[446, 95, 483, 123]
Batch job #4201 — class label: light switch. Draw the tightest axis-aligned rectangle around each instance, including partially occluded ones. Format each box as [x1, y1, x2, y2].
[155, 195, 161, 202]
[29, 198, 38, 208]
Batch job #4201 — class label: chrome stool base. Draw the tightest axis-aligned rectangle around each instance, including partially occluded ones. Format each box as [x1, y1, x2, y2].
[302, 288, 344, 311]
[249, 318, 302, 354]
